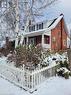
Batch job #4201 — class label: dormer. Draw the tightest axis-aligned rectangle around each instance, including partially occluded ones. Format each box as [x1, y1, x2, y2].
[21, 14, 64, 33]
[29, 22, 43, 32]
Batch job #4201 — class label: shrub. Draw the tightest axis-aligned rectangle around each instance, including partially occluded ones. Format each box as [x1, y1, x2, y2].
[57, 67, 70, 79]
[41, 63, 48, 68]
[69, 72, 71, 76]
[60, 60, 69, 69]
[15, 45, 49, 68]
[57, 70, 64, 77]
[60, 61, 64, 67]
[63, 60, 69, 69]
[64, 72, 69, 79]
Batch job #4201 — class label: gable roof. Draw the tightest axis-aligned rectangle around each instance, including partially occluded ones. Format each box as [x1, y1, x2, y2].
[48, 14, 63, 29]
[48, 18, 57, 28]
[19, 14, 68, 36]
[27, 14, 64, 30]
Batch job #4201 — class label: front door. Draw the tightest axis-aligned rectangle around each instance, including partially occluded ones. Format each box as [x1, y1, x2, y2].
[29, 38, 35, 45]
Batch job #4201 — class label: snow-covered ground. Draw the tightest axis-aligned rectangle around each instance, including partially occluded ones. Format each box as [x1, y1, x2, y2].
[0, 76, 71, 95]
[0, 52, 70, 95]
[0, 56, 7, 64]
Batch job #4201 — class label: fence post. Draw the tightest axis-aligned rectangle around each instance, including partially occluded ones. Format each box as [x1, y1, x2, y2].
[32, 74, 33, 89]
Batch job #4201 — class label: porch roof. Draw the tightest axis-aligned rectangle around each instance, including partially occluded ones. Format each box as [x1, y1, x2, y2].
[19, 28, 51, 37]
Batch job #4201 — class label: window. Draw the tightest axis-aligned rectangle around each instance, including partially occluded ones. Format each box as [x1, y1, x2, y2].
[29, 38, 35, 45]
[29, 25, 35, 32]
[37, 23, 43, 30]
[2, 1, 7, 8]
[63, 39, 66, 46]
[44, 35, 50, 44]
[32, 25, 35, 31]
[29, 26, 32, 32]
[52, 37, 56, 43]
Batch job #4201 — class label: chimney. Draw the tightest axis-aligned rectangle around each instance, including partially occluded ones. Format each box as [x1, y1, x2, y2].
[29, 20, 32, 25]
[6, 37, 9, 48]
[60, 13, 64, 17]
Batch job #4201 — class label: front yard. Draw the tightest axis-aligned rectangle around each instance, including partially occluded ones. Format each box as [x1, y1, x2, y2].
[0, 76, 71, 95]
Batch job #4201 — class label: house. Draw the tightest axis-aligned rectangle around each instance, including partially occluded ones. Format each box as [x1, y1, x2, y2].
[16, 14, 69, 51]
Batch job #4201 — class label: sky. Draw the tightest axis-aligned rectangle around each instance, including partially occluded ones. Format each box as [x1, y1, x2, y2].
[40, 0, 71, 27]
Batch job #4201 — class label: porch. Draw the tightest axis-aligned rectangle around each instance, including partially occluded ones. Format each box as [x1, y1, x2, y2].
[19, 34, 51, 49]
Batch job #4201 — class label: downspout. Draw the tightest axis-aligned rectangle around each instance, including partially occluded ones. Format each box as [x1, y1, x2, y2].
[70, 29, 71, 48]
[61, 19, 63, 50]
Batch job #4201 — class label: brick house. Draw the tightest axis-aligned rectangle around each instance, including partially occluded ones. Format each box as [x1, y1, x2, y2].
[16, 14, 69, 50]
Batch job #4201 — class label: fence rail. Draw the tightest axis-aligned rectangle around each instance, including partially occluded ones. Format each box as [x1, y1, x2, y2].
[0, 63, 59, 92]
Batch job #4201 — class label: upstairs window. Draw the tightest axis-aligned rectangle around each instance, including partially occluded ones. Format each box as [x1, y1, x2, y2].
[29, 25, 35, 32]
[29, 22, 43, 32]
[37, 23, 43, 30]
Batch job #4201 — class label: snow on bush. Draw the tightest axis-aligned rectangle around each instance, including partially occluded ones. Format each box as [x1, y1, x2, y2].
[43, 52, 68, 66]
[57, 67, 70, 79]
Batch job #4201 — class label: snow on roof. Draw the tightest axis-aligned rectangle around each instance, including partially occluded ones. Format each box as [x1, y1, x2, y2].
[23, 28, 48, 36]
[48, 15, 63, 29]
[19, 14, 64, 36]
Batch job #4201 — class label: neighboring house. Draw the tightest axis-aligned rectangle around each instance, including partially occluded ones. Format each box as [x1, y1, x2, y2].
[16, 14, 69, 51]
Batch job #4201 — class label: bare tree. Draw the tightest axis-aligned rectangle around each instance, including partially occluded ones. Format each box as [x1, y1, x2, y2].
[0, 0, 58, 47]
[0, 0, 58, 32]
[0, 0, 17, 41]
[19, 0, 58, 26]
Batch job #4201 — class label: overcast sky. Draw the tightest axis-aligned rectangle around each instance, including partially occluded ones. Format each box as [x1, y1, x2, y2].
[41, 0, 71, 27]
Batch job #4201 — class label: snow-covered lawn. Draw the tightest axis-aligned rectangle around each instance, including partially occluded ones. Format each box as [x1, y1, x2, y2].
[0, 56, 7, 64]
[0, 76, 71, 95]
[0, 52, 70, 95]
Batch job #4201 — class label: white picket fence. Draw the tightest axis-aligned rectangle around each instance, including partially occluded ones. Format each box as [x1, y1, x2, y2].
[0, 63, 59, 92]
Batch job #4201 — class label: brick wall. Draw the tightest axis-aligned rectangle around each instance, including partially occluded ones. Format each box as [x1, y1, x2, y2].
[51, 18, 67, 51]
